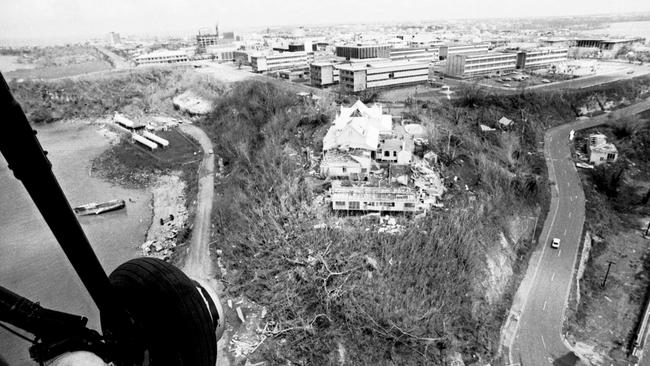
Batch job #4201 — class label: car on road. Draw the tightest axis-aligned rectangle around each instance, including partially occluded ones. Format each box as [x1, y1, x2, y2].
[627, 70, 635, 74]
[541, 79, 551, 83]
[208, 149, 214, 154]
[551, 237, 561, 249]
[503, 83, 512, 88]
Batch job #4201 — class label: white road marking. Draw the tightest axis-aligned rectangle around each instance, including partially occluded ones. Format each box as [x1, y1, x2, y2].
[541, 335, 547, 350]
[564, 228, 567, 236]
[569, 212, 572, 218]
[551, 273, 556, 281]
[543, 301, 547, 311]
[558, 249, 562, 257]
[567, 181, 570, 187]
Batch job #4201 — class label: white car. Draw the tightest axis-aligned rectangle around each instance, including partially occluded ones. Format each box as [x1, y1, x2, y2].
[208, 149, 214, 154]
[551, 238, 561, 249]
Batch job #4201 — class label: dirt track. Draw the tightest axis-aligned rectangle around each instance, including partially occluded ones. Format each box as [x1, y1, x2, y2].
[179, 124, 214, 280]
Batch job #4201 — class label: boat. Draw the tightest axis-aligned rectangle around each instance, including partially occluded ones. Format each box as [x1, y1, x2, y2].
[73, 199, 126, 215]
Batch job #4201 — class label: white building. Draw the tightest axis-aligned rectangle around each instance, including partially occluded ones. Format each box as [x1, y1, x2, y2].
[439, 44, 490, 60]
[330, 181, 419, 212]
[389, 47, 439, 63]
[135, 50, 189, 66]
[319, 150, 372, 180]
[338, 60, 430, 92]
[323, 100, 392, 151]
[444, 52, 518, 78]
[250, 52, 311, 72]
[588, 133, 618, 165]
[515, 48, 569, 69]
[310, 62, 340, 87]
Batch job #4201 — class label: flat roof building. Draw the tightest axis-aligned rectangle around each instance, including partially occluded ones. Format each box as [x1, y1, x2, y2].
[336, 44, 391, 59]
[310, 62, 340, 87]
[338, 60, 430, 92]
[330, 181, 419, 213]
[515, 48, 568, 69]
[135, 50, 189, 66]
[444, 52, 517, 78]
[250, 52, 311, 72]
[439, 43, 490, 60]
[390, 47, 439, 63]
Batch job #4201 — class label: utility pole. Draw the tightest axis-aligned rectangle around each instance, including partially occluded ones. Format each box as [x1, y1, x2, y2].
[602, 261, 616, 288]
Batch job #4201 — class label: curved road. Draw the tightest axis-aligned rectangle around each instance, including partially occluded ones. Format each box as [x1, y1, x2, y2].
[179, 124, 214, 280]
[510, 99, 650, 366]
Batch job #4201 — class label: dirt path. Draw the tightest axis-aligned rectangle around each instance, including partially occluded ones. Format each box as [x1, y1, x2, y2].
[179, 124, 214, 280]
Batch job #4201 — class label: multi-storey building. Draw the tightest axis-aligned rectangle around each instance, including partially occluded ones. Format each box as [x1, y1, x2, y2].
[335, 44, 391, 59]
[515, 48, 568, 69]
[196, 25, 219, 49]
[135, 50, 189, 66]
[310, 62, 340, 87]
[330, 181, 419, 212]
[250, 52, 311, 72]
[444, 52, 517, 78]
[338, 60, 429, 92]
[438, 43, 490, 60]
[389, 47, 439, 63]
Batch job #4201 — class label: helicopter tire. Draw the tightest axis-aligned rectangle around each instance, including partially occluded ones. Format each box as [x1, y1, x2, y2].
[103, 257, 217, 366]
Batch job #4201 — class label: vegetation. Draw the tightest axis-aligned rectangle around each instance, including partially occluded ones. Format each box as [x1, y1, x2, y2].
[567, 111, 650, 363]
[198, 79, 560, 364]
[8, 67, 224, 123]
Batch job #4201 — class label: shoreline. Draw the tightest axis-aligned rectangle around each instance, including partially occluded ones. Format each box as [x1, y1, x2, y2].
[0, 119, 153, 366]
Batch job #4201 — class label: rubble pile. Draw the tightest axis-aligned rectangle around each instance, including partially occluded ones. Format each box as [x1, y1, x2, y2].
[172, 90, 213, 115]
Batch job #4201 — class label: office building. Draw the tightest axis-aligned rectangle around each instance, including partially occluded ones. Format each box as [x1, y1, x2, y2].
[439, 43, 490, 60]
[390, 47, 439, 63]
[135, 50, 189, 66]
[515, 48, 568, 69]
[335, 44, 391, 59]
[250, 52, 311, 72]
[338, 60, 429, 92]
[573, 37, 646, 58]
[310, 62, 340, 87]
[444, 52, 517, 78]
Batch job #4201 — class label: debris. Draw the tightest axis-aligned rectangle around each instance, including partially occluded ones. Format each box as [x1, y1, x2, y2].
[236, 307, 246, 323]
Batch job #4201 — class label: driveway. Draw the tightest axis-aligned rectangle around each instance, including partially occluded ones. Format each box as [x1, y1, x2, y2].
[510, 99, 650, 365]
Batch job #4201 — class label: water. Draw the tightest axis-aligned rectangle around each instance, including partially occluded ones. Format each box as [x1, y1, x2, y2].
[0, 122, 152, 365]
[587, 20, 650, 41]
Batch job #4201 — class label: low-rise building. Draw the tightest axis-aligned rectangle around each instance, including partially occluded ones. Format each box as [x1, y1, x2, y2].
[573, 37, 646, 58]
[588, 133, 618, 165]
[250, 52, 311, 72]
[320, 150, 372, 180]
[515, 48, 569, 69]
[377, 125, 414, 165]
[323, 100, 392, 152]
[135, 50, 189, 66]
[330, 181, 419, 212]
[338, 60, 429, 92]
[444, 52, 517, 78]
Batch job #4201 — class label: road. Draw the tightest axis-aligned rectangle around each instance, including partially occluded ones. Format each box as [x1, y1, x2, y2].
[179, 124, 214, 280]
[510, 99, 650, 366]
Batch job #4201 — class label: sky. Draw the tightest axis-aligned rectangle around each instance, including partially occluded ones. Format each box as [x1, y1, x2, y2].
[1, 0, 650, 41]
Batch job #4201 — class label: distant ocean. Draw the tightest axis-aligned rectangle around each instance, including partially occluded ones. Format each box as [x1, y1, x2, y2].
[587, 20, 650, 41]
[0, 122, 151, 366]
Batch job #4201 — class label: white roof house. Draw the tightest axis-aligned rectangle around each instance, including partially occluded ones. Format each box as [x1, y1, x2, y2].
[334, 100, 392, 134]
[323, 101, 392, 151]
